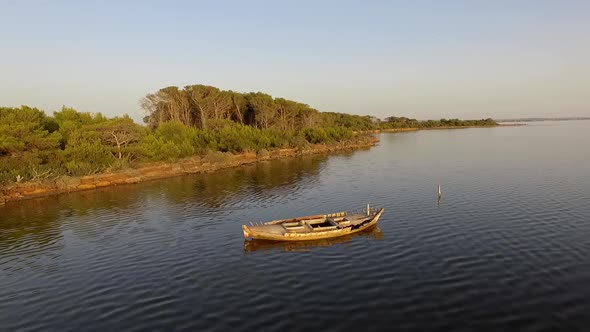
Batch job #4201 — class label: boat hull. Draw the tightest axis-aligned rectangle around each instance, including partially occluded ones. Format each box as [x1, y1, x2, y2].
[243, 208, 383, 242]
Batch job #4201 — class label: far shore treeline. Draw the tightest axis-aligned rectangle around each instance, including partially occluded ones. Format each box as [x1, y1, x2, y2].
[0, 84, 496, 185]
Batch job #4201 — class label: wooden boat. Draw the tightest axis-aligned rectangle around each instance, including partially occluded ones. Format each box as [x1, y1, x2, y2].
[242, 205, 384, 241]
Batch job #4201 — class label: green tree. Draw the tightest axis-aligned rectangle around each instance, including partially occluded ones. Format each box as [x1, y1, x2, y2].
[247, 92, 275, 129]
[93, 116, 145, 159]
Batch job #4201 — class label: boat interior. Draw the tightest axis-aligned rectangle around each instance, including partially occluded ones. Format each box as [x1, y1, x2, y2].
[282, 214, 371, 233]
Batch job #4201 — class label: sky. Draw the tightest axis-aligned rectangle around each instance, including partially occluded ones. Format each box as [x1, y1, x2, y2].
[1, 0, 589, 122]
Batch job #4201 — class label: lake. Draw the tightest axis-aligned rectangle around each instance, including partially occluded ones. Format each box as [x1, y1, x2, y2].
[1, 121, 590, 331]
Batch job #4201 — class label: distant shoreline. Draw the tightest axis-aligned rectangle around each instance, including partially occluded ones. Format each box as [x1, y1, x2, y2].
[0, 135, 378, 205]
[496, 117, 590, 122]
[354, 123, 520, 134]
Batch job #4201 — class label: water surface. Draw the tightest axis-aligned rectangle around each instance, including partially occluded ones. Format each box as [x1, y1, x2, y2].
[1, 121, 590, 331]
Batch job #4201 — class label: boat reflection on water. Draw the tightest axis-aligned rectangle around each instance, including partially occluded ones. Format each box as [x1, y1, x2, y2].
[243, 226, 384, 253]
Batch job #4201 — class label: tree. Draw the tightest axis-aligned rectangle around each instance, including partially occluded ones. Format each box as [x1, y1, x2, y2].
[274, 98, 294, 131]
[141, 86, 191, 129]
[0, 106, 61, 156]
[247, 93, 275, 129]
[53, 106, 106, 146]
[94, 117, 144, 159]
[296, 105, 318, 129]
[229, 91, 247, 124]
[184, 85, 233, 129]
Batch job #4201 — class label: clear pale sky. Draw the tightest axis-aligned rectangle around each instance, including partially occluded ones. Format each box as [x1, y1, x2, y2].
[1, 1, 589, 122]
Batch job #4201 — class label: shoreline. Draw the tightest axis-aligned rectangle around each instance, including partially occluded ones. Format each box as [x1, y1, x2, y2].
[354, 124, 523, 134]
[0, 135, 378, 205]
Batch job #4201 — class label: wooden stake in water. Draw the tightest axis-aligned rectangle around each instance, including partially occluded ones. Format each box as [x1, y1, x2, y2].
[438, 184, 442, 201]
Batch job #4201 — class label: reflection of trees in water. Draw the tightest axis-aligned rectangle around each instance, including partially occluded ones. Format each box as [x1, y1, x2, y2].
[328, 150, 357, 163]
[161, 154, 330, 208]
[0, 154, 333, 253]
[0, 189, 144, 261]
[0, 199, 63, 263]
[243, 226, 384, 254]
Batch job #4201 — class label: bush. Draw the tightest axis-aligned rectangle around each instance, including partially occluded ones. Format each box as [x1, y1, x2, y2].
[257, 149, 270, 158]
[62, 141, 112, 175]
[204, 150, 231, 163]
[303, 128, 327, 144]
[289, 133, 309, 149]
[138, 134, 184, 161]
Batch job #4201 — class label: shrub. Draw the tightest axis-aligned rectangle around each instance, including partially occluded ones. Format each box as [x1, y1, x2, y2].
[62, 141, 112, 175]
[204, 150, 231, 163]
[257, 149, 270, 159]
[289, 133, 309, 149]
[138, 134, 184, 161]
[303, 127, 329, 144]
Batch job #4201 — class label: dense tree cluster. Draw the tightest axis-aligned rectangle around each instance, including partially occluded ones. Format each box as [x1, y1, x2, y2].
[141, 85, 376, 131]
[142, 85, 314, 130]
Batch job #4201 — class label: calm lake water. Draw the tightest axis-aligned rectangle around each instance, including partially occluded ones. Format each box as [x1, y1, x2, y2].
[1, 121, 590, 331]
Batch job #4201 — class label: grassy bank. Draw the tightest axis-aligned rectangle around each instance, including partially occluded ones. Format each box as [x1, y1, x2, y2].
[0, 135, 377, 204]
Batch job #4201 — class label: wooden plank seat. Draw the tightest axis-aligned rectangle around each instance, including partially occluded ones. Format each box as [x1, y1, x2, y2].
[312, 225, 339, 231]
[283, 221, 306, 232]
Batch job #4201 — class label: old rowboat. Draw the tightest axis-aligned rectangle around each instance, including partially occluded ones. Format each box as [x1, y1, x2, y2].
[242, 205, 384, 241]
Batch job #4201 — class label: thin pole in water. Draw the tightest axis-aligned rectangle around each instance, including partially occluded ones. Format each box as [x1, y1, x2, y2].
[438, 184, 442, 200]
